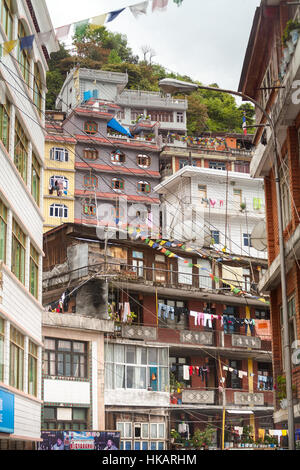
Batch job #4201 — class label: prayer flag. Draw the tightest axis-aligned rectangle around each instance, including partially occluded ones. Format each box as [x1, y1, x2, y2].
[90, 14, 107, 26]
[3, 40, 17, 55]
[152, 0, 169, 12]
[130, 1, 149, 18]
[242, 114, 247, 136]
[106, 9, 126, 22]
[55, 24, 71, 40]
[20, 35, 35, 51]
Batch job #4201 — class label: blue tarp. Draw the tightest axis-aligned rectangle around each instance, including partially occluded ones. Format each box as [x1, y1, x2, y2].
[108, 118, 133, 138]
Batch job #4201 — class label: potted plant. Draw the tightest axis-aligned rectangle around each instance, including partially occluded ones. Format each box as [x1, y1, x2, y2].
[170, 429, 181, 444]
[240, 202, 247, 212]
[191, 426, 215, 450]
[282, 20, 300, 47]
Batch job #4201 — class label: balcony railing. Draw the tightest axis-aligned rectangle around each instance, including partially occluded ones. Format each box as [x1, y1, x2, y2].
[170, 388, 274, 407]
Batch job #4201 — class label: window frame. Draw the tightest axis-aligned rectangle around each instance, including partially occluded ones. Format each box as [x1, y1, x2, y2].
[111, 151, 126, 165]
[0, 199, 7, 262]
[1, 0, 13, 40]
[11, 219, 26, 285]
[43, 338, 88, 379]
[0, 317, 4, 382]
[83, 175, 98, 188]
[49, 204, 69, 219]
[137, 154, 151, 169]
[0, 101, 10, 151]
[31, 153, 41, 206]
[84, 121, 98, 135]
[9, 326, 24, 391]
[137, 181, 151, 194]
[42, 406, 88, 431]
[50, 147, 69, 162]
[28, 340, 38, 396]
[30, 244, 39, 299]
[14, 117, 29, 183]
[112, 178, 125, 191]
[83, 148, 98, 160]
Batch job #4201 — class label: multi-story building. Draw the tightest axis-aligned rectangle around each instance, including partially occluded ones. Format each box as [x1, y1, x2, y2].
[42, 223, 273, 450]
[0, 0, 58, 450]
[238, 0, 300, 436]
[55, 67, 188, 139]
[43, 110, 76, 233]
[155, 164, 267, 263]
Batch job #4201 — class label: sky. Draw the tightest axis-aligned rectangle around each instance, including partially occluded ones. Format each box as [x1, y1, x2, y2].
[45, 0, 261, 92]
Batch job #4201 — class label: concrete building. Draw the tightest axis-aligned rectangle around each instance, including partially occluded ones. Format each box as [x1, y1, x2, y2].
[0, 0, 58, 449]
[43, 110, 76, 233]
[155, 164, 267, 264]
[56, 68, 188, 138]
[42, 223, 274, 450]
[239, 0, 300, 437]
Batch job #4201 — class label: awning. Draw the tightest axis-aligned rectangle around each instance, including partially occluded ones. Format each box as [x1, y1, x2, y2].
[108, 118, 133, 138]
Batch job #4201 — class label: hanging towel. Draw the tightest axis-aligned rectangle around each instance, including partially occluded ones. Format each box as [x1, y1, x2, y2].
[183, 365, 190, 381]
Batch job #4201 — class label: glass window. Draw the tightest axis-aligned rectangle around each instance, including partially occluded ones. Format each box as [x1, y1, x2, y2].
[0, 101, 10, 151]
[0, 199, 7, 262]
[111, 151, 126, 165]
[84, 175, 98, 188]
[137, 155, 151, 168]
[243, 233, 252, 247]
[28, 341, 38, 396]
[112, 178, 124, 191]
[31, 153, 40, 206]
[11, 219, 26, 284]
[209, 161, 226, 170]
[17, 21, 30, 86]
[33, 64, 43, 115]
[49, 204, 68, 219]
[9, 326, 24, 390]
[83, 202, 97, 217]
[0, 317, 4, 382]
[30, 244, 39, 299]
[137, 181, 151, 193]
[14, 117, 28, 183]
[279, 160, 292, 228]
[44, 338, 88, 378]
[142, 423, 149, 439]
[50, 147, 69, 162]
[211, 230, 220, 244]
[1, 0, 13, 40]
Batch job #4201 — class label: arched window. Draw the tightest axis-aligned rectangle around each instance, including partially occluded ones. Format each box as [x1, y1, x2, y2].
[84, 121, 98, 135]
[112, 178, 125, 191]
[1, 0, 13, 40]
[137, 181, 151, 193]
[49, 204, 68, 219]
[111, 150, 126, 165]
[83, 200, 97, 217]
[137, 154, 151, 168]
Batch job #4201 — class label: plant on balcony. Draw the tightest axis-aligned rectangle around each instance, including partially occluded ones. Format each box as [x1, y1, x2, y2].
[190, 426, 215, 450]
[169, 372, 185, 393]
[264, 434, 278, 446]
[241, 425, 254, 445]
[240, 202, 247, 212]
[170, 429, 181, 443]
[282, 20, 300, 46]
[276, 375, 297, 408]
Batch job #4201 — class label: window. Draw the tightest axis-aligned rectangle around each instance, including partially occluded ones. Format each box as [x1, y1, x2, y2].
[43, 338, 88, 378]
[209, 161, 226, 171]
[83, 201, 97, 217]
[33, 64, 43, 116]
[49, 204, 68, 219]
[50, 147, 69, 162]
[43, 407, 88, 431]
[235, 161, 250, 173]
[49, 176, 69, 195]
[111, 150, 126, 165]
[179, 159, 197, 169]
[176, 112, 184, 123]
[28, 341, 38, 396]
[1, 0, 13, 40]
[105, 344, 168, 392]
[253, 198, 262, 211]
[0, 101, 10, 151]
[9, 326, 24, 391]
[137, 181, 151, 193]
[17, 21, 30, 87]
[243, 267, 251, 292]
[83, 148, 98, 160]
[233, 189, 242, 207]
[211, 230, 220, 244]
[84, 121, 98, 135]
[117, 422, 165, 451]
[279, 160, 292, 228]
[0, 199, 7, 262]
[154, 254, 167, 283]
[31, 153, 40, 206]
[137, 154, 151, 168]
[14, 117, 28, 183]
[169, 356, 189, 384]
[280, 297, 297, 364]
[11, 219, 26, 284]
[30, 244, 39, 299]
[0, 317, 4, 382]
[132, 251, 144, 278]
[131, 109, 143, 121]
[243, 233, 252, 247]
[226, 360, 242, 389]
[112, 178, 124, 191]
[198, 185, 208, 206]
[83, 175, 98, 188]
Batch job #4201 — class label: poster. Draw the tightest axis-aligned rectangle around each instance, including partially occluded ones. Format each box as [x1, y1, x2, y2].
[38, 431, 121, 451]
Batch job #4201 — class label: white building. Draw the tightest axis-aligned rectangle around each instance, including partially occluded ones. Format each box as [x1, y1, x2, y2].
[155, 165, 267, 260]
[0, 0, 58, 450]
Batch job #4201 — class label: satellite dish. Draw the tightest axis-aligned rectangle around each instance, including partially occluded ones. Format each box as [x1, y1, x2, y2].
[159, 78, 199, 94]
[251, 221, 268, 251]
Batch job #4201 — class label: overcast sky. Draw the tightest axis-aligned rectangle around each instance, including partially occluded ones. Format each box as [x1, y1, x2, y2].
[45, 0, 261, 91]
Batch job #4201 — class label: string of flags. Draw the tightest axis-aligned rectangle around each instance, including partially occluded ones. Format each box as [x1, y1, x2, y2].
[53, 0, 183, 42]
[168, 134, 228, 150]
[136, 234, 269, 305]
